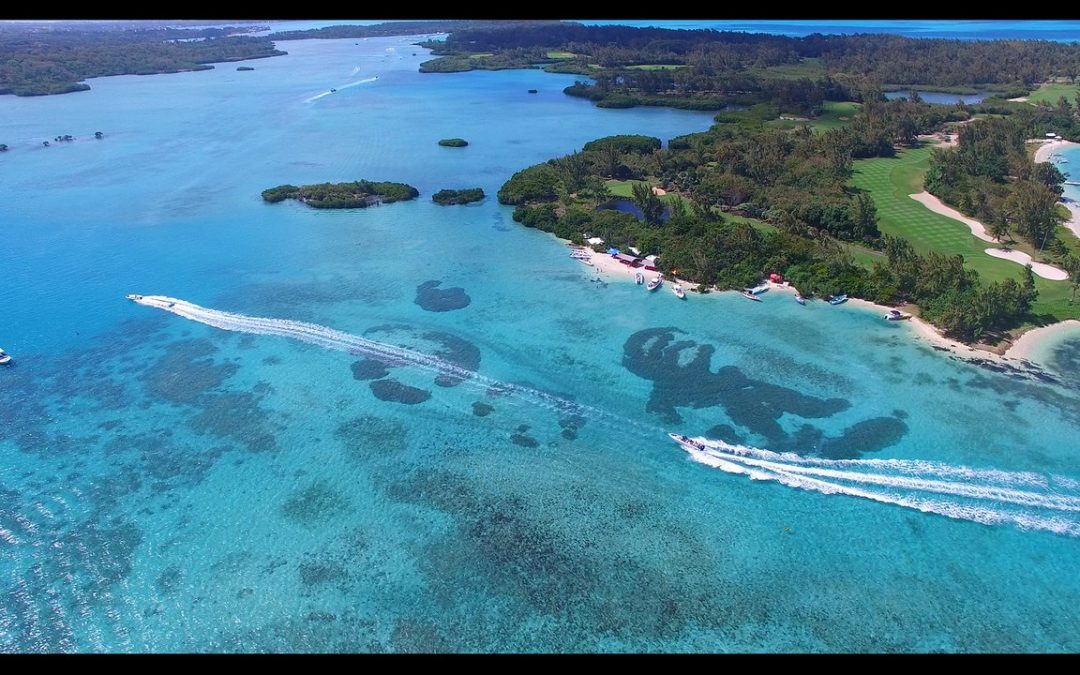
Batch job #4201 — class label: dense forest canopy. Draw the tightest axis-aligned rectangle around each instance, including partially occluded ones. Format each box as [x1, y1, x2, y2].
[500, 94, 1065, 342]
[0, 24, 284, 96]
[262, 181, 419, 209]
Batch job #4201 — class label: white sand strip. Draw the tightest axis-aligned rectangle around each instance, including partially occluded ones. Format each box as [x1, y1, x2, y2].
[1034, 138, 1080, 164]
[1008, 96, 1029, 102]
[1005, 320, 1080, 362]
[910, 190, 1069, 278]
[1061, 199, 1080, 239]
[909, 191, 996, 242]
[983, 248, 1068, 280]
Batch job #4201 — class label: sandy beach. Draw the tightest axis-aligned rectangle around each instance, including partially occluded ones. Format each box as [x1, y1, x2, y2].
[568, 244, 1074, 370]
[1033, 139, 1080, 240]
[1033, 138, 1080, 164]
[1005, 319, 1080, 361]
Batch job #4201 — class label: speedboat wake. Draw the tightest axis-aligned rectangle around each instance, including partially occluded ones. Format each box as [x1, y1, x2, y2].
[669, 433, 1080, 537]
[126, 294, 656, 434]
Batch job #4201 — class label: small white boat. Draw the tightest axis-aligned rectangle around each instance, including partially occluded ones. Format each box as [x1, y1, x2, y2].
[794, 292, 806, 305]
[0, 348, 11, 365]
[668, 432, 705, 451]
[749, 283, 769, 295]
[647, 275, 663, 291]
[828, 294, 848, 305]
[672, 284, 686, 299]
[635, 271, 645, 284]
[741, 290, 762, 302]
[885, 309, 912, 321]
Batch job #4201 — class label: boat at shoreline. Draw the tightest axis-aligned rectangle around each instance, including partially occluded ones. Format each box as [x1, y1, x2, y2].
[794, 291, 806, 305]
[673, 284, 686, 299]
[828, 294, 848, 305]
[0, 347, 11, 365]
[741, 290, 762, 302]
[749, 283, 769, 295]
[885, 309, 912, 321]
[647, 275, 663, 291]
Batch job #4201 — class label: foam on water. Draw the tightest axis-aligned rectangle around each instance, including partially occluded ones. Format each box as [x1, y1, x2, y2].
[677, 436, 1080, 537]
[128, 294, 663, 437]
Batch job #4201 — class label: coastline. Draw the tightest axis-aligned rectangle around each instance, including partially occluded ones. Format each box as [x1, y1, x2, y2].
[564, 238, 1074, 372]
[1034, 139, 1080, 240]
[1005, 319, 1080, 362]
[1033, 138, 1080, 164]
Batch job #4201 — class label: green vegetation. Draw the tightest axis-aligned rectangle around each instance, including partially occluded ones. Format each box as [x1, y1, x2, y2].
[582, 135, 661, 154]
[546, 50, 575, 59]
[1026, 81, 1080, 106]
[626, 64, 686, 71]
[432, 188, 485, 205]
[262, 180, 419, 209]
[0, 24, 284, 96]
[438, 138, 469, 147]
[851, 146, 1079, 322]
[925, 117, 1066, 253]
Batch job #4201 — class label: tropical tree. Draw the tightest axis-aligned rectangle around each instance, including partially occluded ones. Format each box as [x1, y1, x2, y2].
[631, 181, 665, 227]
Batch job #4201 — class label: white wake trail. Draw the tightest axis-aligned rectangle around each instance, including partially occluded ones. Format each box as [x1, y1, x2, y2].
[675, 435, 1080, 537]
[127, 295, 659, 435]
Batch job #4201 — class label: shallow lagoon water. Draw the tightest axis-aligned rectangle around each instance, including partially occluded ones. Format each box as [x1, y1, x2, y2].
[1, 35, 1080, 652]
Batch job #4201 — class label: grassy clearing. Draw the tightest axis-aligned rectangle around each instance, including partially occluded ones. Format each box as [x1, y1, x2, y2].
[851, 145, 1079, 320]
[467, 53, 494, 59]
[546, 50, 576, 59]
[752, 57, 826, 79]
[767, 101, 861, 134]
[1026, 81, 1080, 106]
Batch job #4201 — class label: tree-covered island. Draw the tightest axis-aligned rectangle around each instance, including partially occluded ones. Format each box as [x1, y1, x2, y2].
[262, 181, 419, 209]
[433, 188, 485, 205]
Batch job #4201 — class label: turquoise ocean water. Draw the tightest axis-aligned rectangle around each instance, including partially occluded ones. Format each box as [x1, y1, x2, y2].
[1, 32, 1080, 653]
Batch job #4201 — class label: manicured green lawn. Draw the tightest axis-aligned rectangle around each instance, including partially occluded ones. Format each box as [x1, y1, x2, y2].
[1026, 81, 1080, 106]
[851, 146, 1079, 320]
[752, 57, 826, 80]
[767, 101, 861, 134]
[546, 51, 576, 59]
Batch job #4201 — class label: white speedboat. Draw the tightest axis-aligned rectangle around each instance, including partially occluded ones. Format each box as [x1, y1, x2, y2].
[647, 275, 663, 291]
[794, 292, 806, 305]
[741, 290, 762, 302]
[668, 432, 705, 451]
[885, 309, 912, 321]
[0, 348, 11, 365]
[749, 283, 769, 294]
[672, 284, 686, 299]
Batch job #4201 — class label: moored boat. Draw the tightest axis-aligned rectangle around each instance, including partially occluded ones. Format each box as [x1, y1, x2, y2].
[647, 275, 663, 291]
[885, 309, 912, 321]
[828, 293, 848, 305]
[741, 290, 762, 302]
[673, 284, 686, 299]
[0, 347, 11, 365]
[794, 291, 806, 305]
[749, 283, 769, 295]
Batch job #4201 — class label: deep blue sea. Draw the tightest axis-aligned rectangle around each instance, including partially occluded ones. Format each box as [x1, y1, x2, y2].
[1, 28, 1080, 653]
